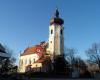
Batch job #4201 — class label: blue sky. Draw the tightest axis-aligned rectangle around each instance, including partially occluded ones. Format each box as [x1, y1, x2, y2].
[0, 0, 100, 64]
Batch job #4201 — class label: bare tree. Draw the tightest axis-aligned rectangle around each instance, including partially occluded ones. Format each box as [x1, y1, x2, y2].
[86, 43, 100, 70]
[64, 48, 77, 77]
[64, 48, 77, 65]
[0, 45, 16, 74]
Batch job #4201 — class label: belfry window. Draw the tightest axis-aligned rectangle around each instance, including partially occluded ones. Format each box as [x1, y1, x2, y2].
[61, 29, 63, 35]
[51, 30, 53, 34]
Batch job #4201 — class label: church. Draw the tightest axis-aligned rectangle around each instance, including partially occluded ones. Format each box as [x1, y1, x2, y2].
[18, 9, 64, 73]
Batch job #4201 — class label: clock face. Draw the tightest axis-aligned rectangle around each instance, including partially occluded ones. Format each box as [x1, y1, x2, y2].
[36, 46, 44, 58]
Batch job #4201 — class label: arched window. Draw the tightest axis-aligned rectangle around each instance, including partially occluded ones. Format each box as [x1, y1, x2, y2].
[60, 29, 63, 35]
[20, 59, 23, 66]
[29, 59, 31, 65]
[33, 58, 35, 63]
[25, 59, 27, 64]
[51, 30, 53, 34]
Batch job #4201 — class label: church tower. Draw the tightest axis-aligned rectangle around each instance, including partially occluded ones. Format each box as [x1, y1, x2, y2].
[48, 9, 64, 57]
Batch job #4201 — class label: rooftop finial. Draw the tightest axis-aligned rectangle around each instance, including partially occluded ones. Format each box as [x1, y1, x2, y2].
[55, 7, 59, 18]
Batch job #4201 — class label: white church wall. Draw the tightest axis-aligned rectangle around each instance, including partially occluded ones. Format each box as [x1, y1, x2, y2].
[48, 23, 64, 56]
[19, 54, 39, 72]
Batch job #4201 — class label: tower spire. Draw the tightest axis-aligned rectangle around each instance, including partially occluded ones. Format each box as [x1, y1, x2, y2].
[55, 8, 59, 18]
[50, 8, 64, 25]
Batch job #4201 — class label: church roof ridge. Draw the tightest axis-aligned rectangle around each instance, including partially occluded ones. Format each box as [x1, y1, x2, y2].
[20, 42, 47, 56]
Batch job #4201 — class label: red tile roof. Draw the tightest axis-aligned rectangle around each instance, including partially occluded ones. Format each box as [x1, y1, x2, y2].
[20, 43, 47, 57]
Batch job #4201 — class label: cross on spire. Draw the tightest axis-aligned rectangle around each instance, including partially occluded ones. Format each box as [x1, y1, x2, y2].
[55, 8, 59, 18]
